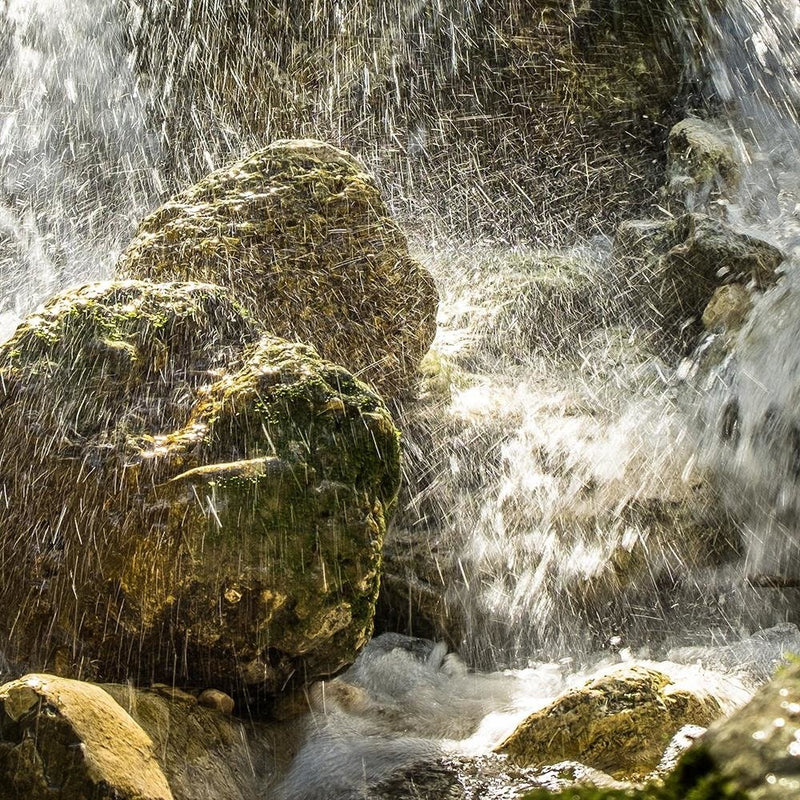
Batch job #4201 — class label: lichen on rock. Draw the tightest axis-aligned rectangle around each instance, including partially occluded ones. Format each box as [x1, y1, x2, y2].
[117, 139, 438, 398]
[0, 280, 401, 696]
[497, 664, 723, 781]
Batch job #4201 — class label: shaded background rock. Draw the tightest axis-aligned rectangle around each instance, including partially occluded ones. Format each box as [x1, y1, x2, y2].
[118, 139, 438, 398]
[0, 280, 401, 697]
[666, 117, 741, 211]
[0, 674, 173, 800]
[611, 213, 784, 353]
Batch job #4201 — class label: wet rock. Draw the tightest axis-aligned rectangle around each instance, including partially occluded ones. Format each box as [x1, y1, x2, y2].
[675, 657, 800, 798]
[448, 249, 605, 365]
[0, 673, 173, 800]
[520, 657, 800, 799]
[612, 213, 783, 351]
[118, 139, 438, 398]
[0, 281, 401, 696]
[666, 117, 740, 210]
[496, 664, 723, 780]
[198, 689, 234, 715]
[702, 284, 752, 333]
[102, 683, 286, 800]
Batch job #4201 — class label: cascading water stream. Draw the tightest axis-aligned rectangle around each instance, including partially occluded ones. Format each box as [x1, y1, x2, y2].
[0, 0, 158, 339]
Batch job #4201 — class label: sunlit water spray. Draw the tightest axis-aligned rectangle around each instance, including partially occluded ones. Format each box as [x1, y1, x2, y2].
[2, 1, 800, 796]
[0, 0, 157, 339]
[680, 0, 800, 584]
[391, 0, 800, 669]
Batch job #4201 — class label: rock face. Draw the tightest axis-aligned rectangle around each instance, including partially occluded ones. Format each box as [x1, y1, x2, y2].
[118, 139, 438, 398]
[612, 213, 784, 350]
[497, 664, 723, 780]
[0, 281, 401, 695]
[677, 658, 800, 799]
[0, 674, 173, 800]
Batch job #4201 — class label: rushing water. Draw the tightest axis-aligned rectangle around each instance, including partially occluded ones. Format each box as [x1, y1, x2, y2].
[2, 0, 800, 797]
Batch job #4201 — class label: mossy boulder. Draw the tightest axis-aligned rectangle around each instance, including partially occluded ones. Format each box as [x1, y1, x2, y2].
[612, 213, 783, 351]
[0, 674, 173, 800]
[117, 139, 438, 398]
[497, 664, 723, 781]
[0, 281, 401, 695]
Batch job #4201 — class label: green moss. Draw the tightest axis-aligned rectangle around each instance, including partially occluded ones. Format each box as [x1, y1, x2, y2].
[520, 746, 749, 800]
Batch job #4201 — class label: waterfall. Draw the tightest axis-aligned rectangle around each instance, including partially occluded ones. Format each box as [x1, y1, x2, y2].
[0, 0, 158, 340]
[0, 0, 798, 664]
[391, 0, 800, 669]
[680, 0, 800, 580]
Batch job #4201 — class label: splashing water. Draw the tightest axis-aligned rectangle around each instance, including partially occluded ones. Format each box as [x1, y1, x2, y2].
[2, 2, 800, 795]
[0, 0, 158, 337]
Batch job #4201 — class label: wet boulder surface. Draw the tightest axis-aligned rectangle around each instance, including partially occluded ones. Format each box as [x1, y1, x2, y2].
[612, 213, 784, 352]
[497, 664, 723, 781]
[519, 659, 800, 799]
[0, 280, 401, 696]
[0, 674, 173, 800]
[118, 139, 438, 398]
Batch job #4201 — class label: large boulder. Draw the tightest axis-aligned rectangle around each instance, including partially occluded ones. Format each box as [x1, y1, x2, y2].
[0, 674, 173, 800]
[0, 281, 401, 695]
[496, 664, 723, 780]
[117, 139, 438, 398]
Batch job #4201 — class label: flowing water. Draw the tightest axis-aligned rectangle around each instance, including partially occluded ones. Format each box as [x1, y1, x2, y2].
[2, 0, 800, 797]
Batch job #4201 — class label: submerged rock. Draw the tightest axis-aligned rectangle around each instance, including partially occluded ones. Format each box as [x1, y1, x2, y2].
[612, 213, 783, 351]
[0, 281, 401, 695]
[118, 139, 438, 398]
[0, 674, 173, 800]
[497, 664, 723, 780]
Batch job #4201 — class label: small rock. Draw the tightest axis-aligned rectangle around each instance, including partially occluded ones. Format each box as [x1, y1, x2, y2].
[666, 117, 740, 210]
[702, 283, 752, 332]
[198, 689, 235, 715]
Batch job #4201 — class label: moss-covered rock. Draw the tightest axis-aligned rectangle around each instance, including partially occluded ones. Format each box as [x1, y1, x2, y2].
[117, 139, 438, 398]
[612, 213, 783, 352]
[0, 281, 401, 695]
[0, 674, 173, 800]
[519, 660, 800, 799]
[497, 665, 723, 781]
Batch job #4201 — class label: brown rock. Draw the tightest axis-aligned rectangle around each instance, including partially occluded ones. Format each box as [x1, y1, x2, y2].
[198, 689, 234, 715]
[118, 139, 438, 398]
[496, 664, 723, 780]
[0, 674, 173, 800]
